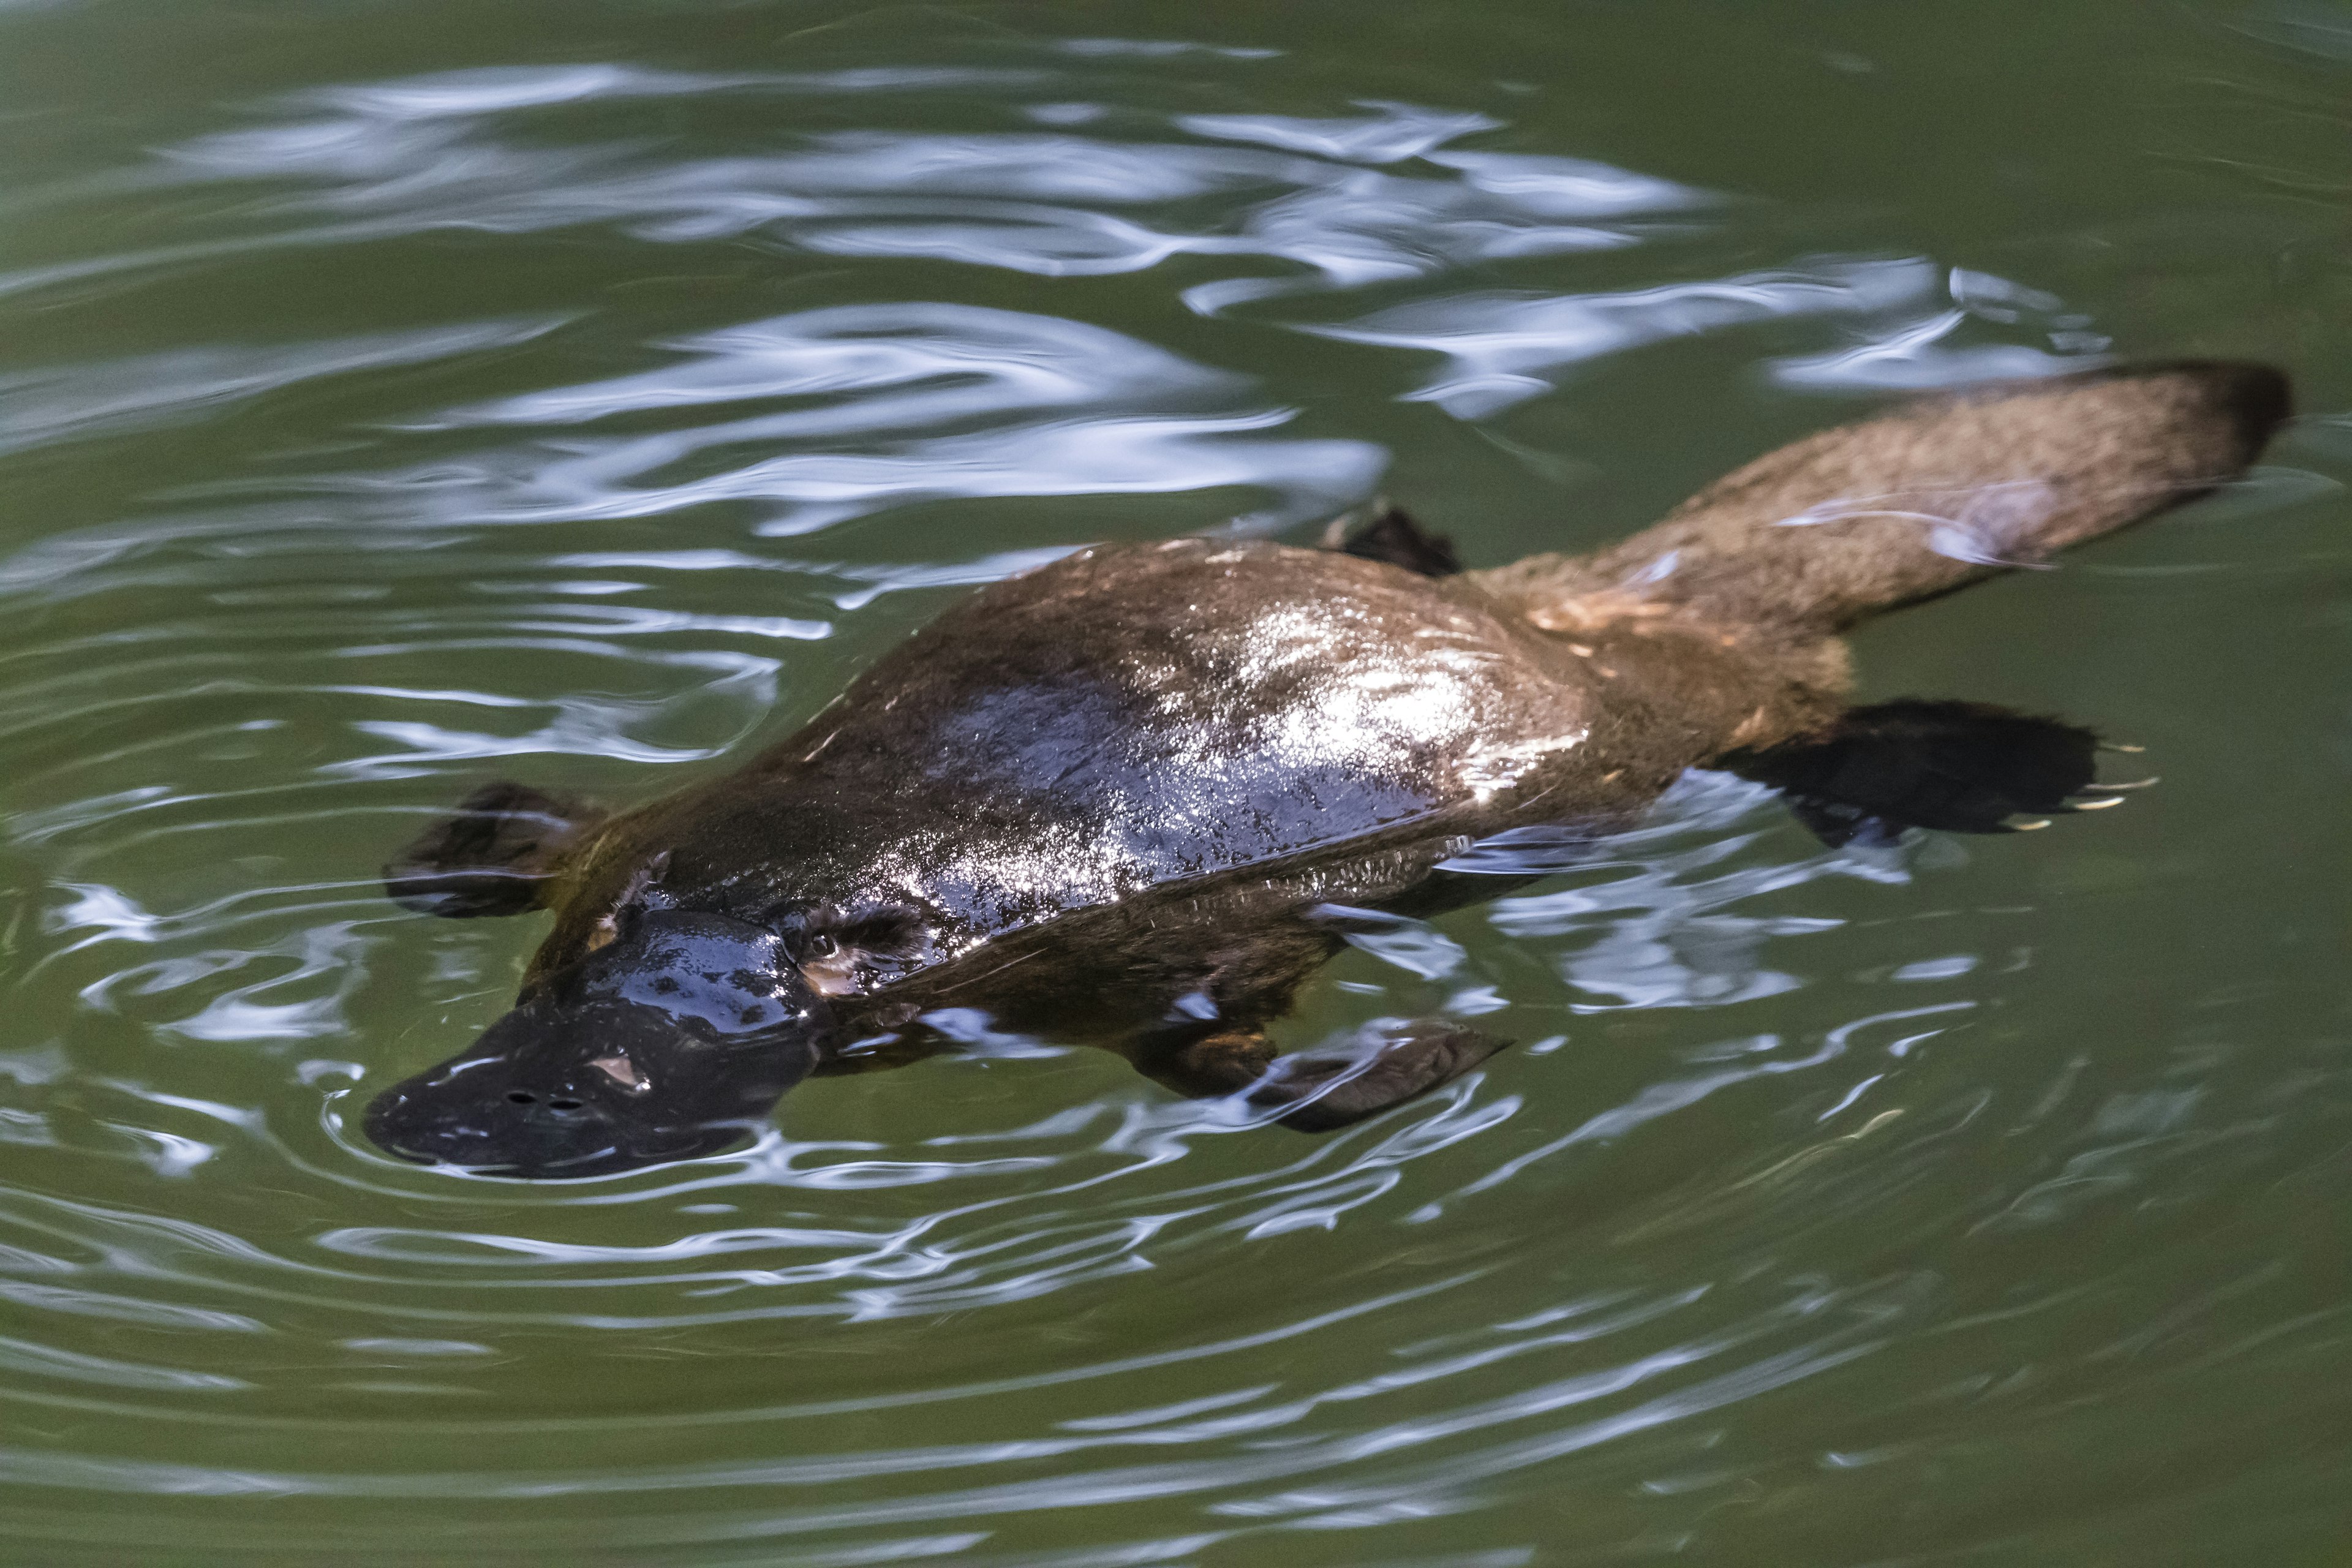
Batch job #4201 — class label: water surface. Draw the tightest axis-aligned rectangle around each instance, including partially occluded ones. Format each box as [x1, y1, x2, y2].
[2, 2, 2349, 1563]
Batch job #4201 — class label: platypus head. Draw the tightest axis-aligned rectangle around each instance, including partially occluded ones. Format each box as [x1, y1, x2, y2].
[365, 909, 826, 1178]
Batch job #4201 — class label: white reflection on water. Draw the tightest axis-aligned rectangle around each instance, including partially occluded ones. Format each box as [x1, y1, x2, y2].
[0, 1256, 1896, 1510]
[1771, 306, 2090, 392]
[29, 71, 1698, 320]
[1175, 102, 1502, 162]
[300, 64, 1055, 121]
[1310, 257, 2109, 418]
[114, 922, 372, 1044]
[1469, 771, 1902, 1009]
[0, 318, 569, 459]
[1059, 37, 1283, 61]
[420, 303, 1381, 535]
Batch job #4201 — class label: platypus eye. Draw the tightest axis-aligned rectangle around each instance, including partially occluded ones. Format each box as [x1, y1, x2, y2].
[571, 908, 820, 1038]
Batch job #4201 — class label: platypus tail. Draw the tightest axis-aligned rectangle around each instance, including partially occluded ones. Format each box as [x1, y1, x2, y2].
[1476, 361, 2290, 639]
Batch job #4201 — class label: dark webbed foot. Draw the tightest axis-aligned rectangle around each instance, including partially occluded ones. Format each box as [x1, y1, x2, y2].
[1726, 699, 2112, 848]
[1159, 1020, 1510, 1132]
[384, 780, 604, 917]
[1324, 500, 1462, 578]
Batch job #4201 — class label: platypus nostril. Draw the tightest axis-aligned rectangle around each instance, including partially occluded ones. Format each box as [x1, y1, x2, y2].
[503, 1088, 589, 1114]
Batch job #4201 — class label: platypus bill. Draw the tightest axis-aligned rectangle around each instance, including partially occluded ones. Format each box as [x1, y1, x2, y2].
[364, 362, 2289, 1178]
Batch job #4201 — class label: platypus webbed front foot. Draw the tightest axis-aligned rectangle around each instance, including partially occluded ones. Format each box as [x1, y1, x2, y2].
[384, 780, 605, 917]
[1160, 1020, 1511, 1132]
[1723, 698, 2115, 848]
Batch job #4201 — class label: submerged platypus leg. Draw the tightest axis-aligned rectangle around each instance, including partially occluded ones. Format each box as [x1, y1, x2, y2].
[1150, 1020, 1510, 1132]
[384, 781, 605, 917]
[1723, 699, 2108, 847]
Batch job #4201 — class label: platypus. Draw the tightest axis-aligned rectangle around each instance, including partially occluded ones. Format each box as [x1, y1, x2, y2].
[364, 361, 2288, 1177]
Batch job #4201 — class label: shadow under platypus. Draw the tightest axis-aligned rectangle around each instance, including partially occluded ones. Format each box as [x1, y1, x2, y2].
[364, 362, 2288, 1177]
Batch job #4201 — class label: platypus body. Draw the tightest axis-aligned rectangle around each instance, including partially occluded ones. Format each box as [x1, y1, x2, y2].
[365, 363, 2288, 1177]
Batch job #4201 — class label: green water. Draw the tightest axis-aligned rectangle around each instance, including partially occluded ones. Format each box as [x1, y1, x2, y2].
[2, 2, 2348, 1562]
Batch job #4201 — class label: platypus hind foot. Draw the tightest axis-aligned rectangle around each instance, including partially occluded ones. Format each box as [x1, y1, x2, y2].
[1724, 699, 2105, 848]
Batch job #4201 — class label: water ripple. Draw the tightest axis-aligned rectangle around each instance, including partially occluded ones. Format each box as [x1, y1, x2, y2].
[0, 16, 2342, 1567]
